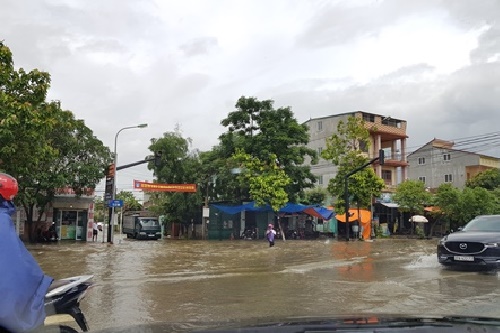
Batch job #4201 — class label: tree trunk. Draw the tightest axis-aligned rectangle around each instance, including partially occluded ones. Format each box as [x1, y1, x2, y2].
[356, 202, 361, 239]
[277, 214, 286, 242]
[429, 217, 440, 237]
[24, 203, 35, 243]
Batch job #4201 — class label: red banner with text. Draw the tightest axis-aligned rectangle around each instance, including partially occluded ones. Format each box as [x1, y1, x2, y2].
[133, 180, 197, 193]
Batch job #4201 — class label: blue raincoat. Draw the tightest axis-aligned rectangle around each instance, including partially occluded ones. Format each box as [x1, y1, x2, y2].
[0, 200, 53, 332]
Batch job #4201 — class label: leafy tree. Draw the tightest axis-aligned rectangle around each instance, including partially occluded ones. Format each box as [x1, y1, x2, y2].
[94, 196, 105, 222]
[232, 149, 291, 240]
[300, 188, 328, 205]
[147, 129, 203, 224]
[466, 169, 500, 190]
[456, 187, 497, 225]
[393, 180, 432, 215]
[434, 183, 461, 221]
[232, 149, 291, 212]
[116, 191, 142, 211]
[434, 183, 499, 230]
[493, 188, 500, 213]
[0, 41, 111, 241]
[197, 145, 242, 204]
[321, 116, 384, 214]
[220, 96, 317, 202]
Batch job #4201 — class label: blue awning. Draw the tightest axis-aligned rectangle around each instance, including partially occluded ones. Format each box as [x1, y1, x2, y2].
[212, 202, 272, 214]
[312, 206, 334, 221]
[279, 203, 310, 214]
[211, 202, 335, 220]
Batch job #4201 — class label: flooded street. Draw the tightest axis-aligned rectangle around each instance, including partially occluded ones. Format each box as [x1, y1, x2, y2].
[29, 238, 500, 331]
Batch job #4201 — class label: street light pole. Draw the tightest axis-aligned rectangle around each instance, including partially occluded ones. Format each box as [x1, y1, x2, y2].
[108, 123, 148, 243]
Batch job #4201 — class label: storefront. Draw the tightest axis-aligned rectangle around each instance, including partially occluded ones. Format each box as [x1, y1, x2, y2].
[16, 187, 96, 242]
[51, 190, 95, 241]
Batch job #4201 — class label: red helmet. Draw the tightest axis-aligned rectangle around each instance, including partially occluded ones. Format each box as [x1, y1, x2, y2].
[0, 173, 18, 201]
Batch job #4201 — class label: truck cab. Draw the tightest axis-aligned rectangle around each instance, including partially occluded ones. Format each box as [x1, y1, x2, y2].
[123, 213, 162, 240]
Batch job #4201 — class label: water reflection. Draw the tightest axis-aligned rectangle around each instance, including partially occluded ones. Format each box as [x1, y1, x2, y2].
[28, 238, 500, 331]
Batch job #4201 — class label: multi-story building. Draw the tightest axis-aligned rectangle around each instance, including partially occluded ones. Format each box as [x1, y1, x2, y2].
[407, 138, 500, 189]
[304, 111, 408, 193]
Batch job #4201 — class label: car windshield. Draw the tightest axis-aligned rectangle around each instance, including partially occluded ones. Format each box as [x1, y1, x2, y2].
[463, 217, 500, 232]
[140, 219, 159, 230]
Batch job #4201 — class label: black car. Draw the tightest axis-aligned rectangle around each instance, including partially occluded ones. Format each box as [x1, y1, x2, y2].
[437, 215, 500, 269]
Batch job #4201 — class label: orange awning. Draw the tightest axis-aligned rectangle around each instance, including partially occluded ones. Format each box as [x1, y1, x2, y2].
[336, 209, 372, 240]
[424, 206, 441, 212]
[336, 209, 371, 223]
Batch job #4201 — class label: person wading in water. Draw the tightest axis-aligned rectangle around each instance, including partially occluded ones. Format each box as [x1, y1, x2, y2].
[266, 223, 276, 247]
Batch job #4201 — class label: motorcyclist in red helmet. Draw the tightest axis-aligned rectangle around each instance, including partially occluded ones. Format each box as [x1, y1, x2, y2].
[0, 173, 54, 332]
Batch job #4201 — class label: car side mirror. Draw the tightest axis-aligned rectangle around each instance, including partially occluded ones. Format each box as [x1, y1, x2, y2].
[457, 227, 463, 231]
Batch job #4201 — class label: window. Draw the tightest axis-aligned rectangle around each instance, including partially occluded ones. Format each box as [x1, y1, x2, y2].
[317, 121, 323, 131]
[318, 175, 323, 185]
[362, 113, 375, 122]
[359, 141, 368, 152]
[382, 170, 392, 183]
[445, 174, 453, 183]
[381, 118, 401, 128]
[443, 154, 451, 161]
[418, 157, 426, 165]
[418, 176, 426, 183]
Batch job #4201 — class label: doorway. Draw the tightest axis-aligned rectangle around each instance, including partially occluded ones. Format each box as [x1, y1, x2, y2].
[53, 209, 88, 240]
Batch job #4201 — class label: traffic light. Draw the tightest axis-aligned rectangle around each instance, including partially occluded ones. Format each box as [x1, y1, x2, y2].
[379, 149, 385, 166]
[154, 151, 163, 167]
[105, 164, 115, 177]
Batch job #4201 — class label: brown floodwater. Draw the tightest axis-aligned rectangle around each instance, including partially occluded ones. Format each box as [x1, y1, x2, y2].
[29, 237, 500, 331]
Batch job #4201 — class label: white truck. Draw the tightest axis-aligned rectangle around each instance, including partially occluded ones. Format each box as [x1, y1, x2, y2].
[122, 212, 162, 240]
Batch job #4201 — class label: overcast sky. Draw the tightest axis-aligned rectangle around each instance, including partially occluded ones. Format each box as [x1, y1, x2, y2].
[2, 0, 499, 199]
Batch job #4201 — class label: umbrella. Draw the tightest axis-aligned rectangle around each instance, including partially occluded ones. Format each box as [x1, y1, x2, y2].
[410, 215, 428, 223]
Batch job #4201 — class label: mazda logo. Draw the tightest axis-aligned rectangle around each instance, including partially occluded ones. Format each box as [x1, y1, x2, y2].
[459, 243, 468, 250]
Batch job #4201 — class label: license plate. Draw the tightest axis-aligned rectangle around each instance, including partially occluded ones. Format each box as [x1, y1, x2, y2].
[454, 256, 474, 262]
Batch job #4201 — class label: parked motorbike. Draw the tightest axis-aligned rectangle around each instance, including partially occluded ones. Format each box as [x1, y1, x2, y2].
[43, 275, 94, 333]
[240, 229, 257, 240]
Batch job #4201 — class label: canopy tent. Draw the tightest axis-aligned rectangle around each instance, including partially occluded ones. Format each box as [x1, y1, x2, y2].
[410, 215, 428, 223]
[424, 206, 441, 213]
[211, 202, 334, 221]
[303, 206, 334, 221]
[336, 209, 372, 240]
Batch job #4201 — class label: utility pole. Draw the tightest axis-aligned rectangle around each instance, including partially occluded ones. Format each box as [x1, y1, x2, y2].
[104, 151, 161, 243]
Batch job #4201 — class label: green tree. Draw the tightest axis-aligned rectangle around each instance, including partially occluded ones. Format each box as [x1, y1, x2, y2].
[321, 116, 384, 214]
[0, 41, 111, 241]
[232, 149, 291, 240]
[493, 188, 500, 213]
[232, 149, 291, 212]
[220, 96, 317, 202]
[466, 169, 500, 190]
[300, 188, 328, 205]
[434, 183, 461, 222]
[456, 187, 496, 225]
[435, 183, 499, 230]
[94, 196, 105, 222]
[197, 145, 242, 204]
[116, 191, 142, 211]
[147, 129, 203, 224]
[393, 180, 432, 215]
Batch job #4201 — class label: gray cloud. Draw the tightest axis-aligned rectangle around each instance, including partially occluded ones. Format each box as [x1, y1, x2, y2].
[268, 57, 500, 156]
[2, 0, 500, 195]
[296, 0, 440, 48]
[470, 27, 500, 64]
